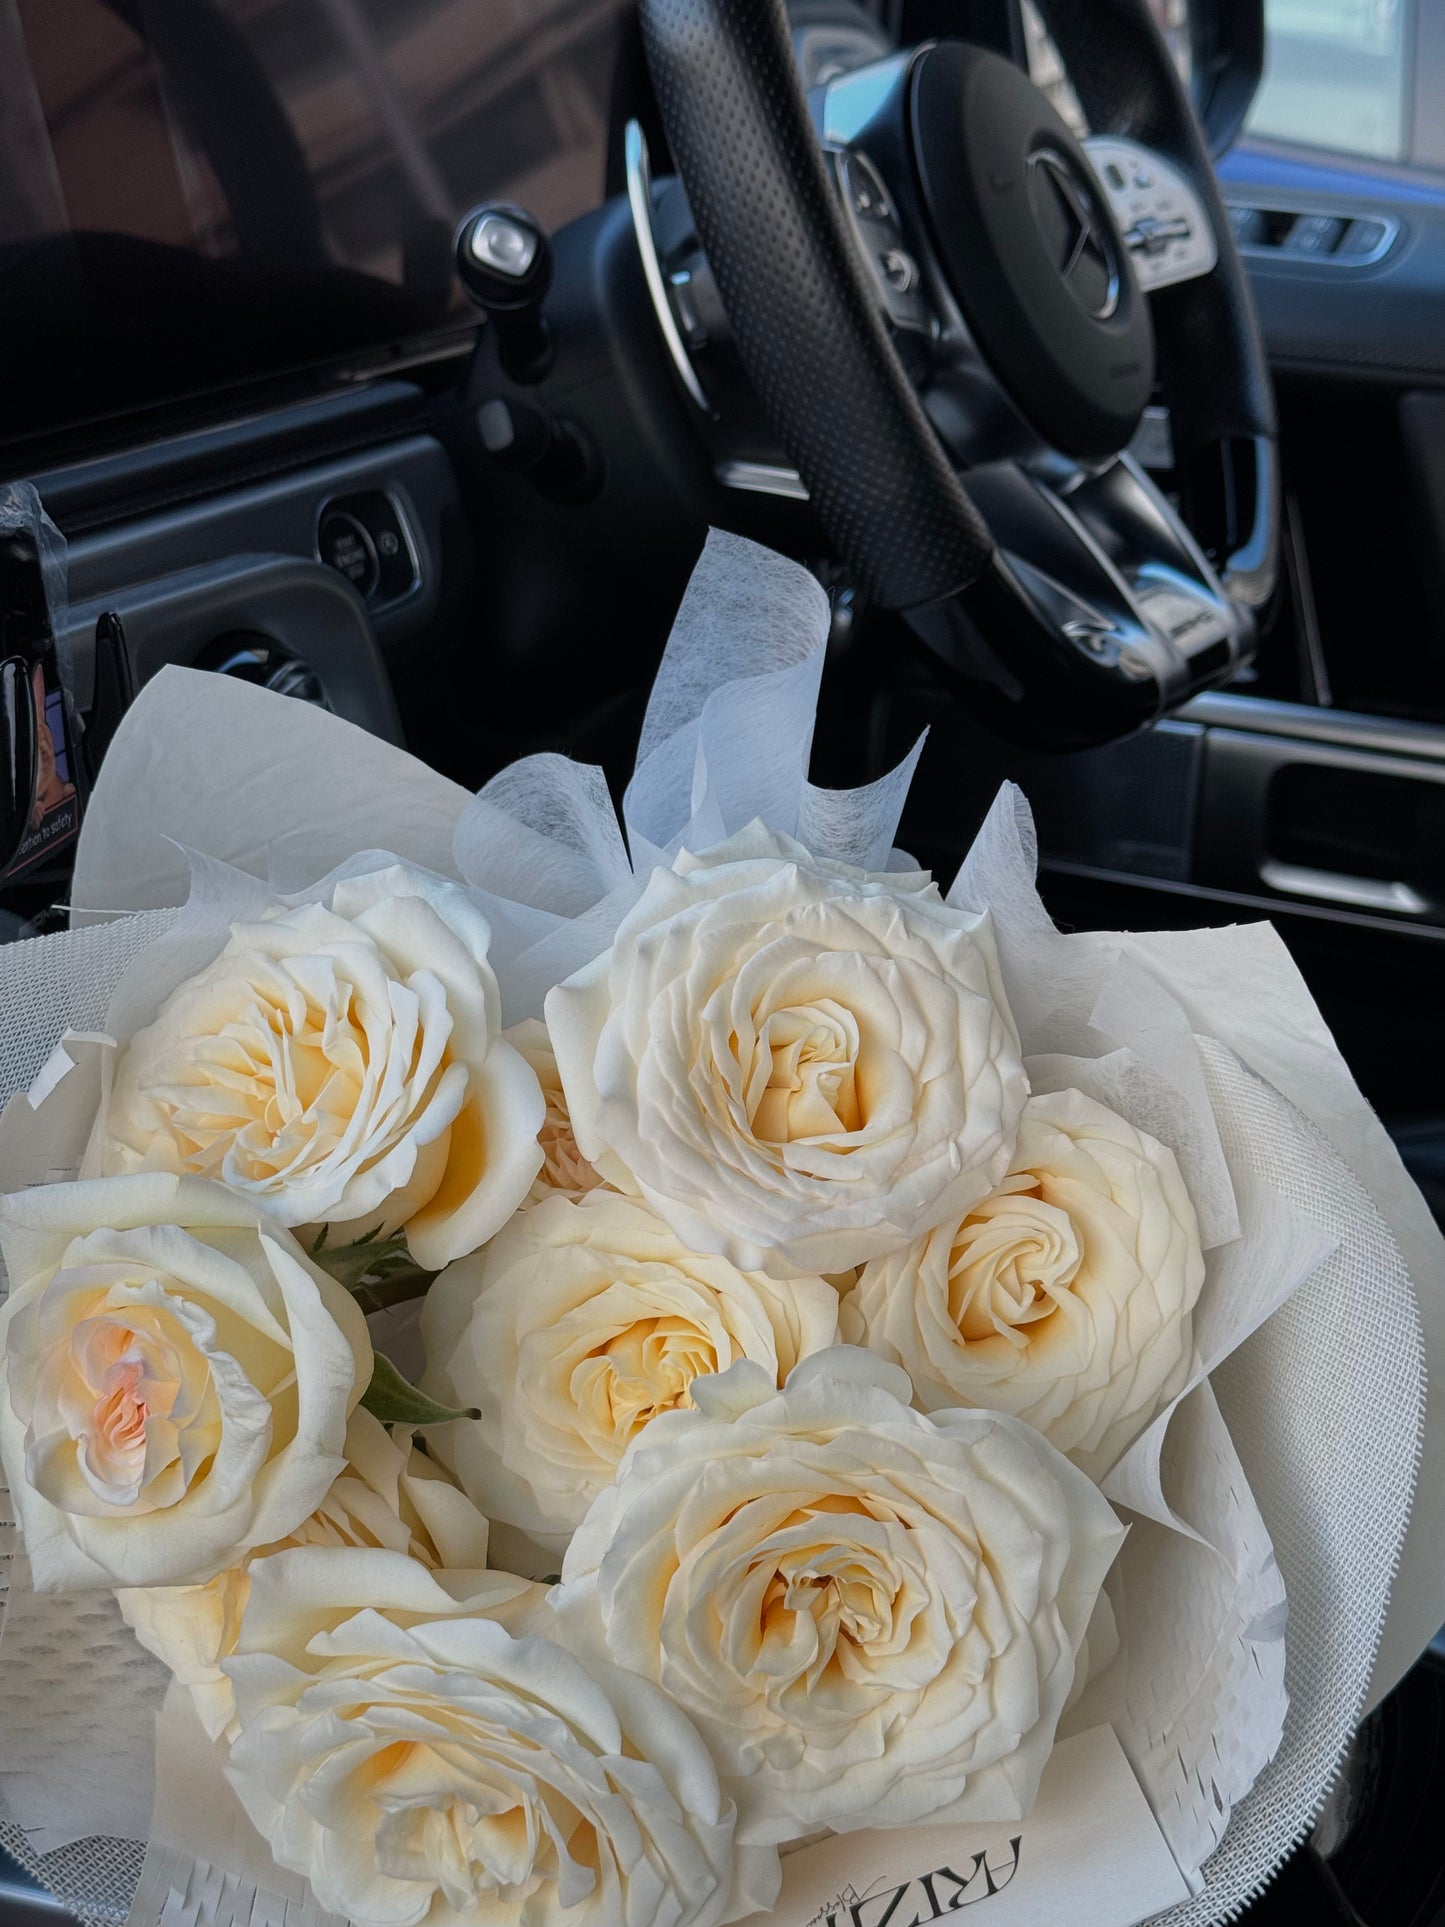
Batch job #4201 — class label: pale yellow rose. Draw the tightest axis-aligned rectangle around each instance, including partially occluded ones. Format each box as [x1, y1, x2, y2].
[99, 864, 544, 1270]
[850, 1089, 1204, 1478]
[505, 1017, 607, 1204]
[116, 1406, 490, 1740]
[546, 825, 1027, 1279]
[223, 1546, 779, 1927]
[0, 1174, 371, 1590]
[555, 1348, 1123, 1845]
[420, 1188, 840, 1558]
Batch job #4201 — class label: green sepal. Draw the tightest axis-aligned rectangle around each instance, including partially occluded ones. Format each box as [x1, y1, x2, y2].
[309, 1226, 436, 1313]
[359, 1351, 479, 1427]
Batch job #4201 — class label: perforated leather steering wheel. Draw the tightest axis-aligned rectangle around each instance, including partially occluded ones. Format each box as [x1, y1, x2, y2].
[637, 0, 1278, 747]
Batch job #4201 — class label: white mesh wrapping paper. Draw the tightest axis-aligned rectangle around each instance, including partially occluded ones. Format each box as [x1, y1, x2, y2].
[0, 531, 1432, 1927]
[1148, 1050, 1423, 1921]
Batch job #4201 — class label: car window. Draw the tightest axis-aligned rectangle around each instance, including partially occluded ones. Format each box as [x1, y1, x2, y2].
[1246, 0, 1411, 164]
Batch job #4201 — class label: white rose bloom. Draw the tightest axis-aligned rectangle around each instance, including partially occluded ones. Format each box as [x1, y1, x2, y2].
[851, 1089, 1205, 1478]
[117, 1406, 491, 1740]
[420, 1189, 840, 1557]
[224, 1547, 779, 1927]
[0, 1174, 370, 1590]
[505, 1017, 607, 1203]
[100, 864, 545, 1270]
[555, 1348, 1123, 1845]
[546, 825, 1027, 1278]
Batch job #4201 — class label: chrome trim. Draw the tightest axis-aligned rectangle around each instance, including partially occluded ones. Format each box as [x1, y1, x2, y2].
[313, 486, 420, 610]
[0, 1876, 72, 1915]
[1029, 146, 1121, 320]
[716, 461, 810, 501]
[624, 120, 709, 413]
[1259, 860, 1430, 917]
[1042, 855, 1445, 943]
[1181, 692, 1445, 764]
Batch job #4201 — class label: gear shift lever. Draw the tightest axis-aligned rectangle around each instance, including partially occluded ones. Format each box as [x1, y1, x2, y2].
[455, 204, 554, 382]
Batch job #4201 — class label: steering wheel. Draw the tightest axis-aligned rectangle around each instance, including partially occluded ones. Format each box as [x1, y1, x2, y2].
[636, 0, 1278, 748]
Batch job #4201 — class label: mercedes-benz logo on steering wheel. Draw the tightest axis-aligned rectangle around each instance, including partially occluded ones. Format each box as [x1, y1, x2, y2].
[1026, 148, 1121, 321]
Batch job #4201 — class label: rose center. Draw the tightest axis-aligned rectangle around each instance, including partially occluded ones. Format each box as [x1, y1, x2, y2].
[65, 1316, 186, 1506]
[748, 1002, 862, 1144]
[539, 1092, 601, 1194]
[159, 977, 370, 1184]
[575, 1318, 717, 1443]
[376, 1789, 539, 1906]
[756, 1533, 902, 1687]
[369, 1734, 596, 1913]
[948, 1179, 1082, 1345]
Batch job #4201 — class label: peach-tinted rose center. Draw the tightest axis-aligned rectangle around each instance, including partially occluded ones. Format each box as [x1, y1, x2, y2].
[69, 1318, 183, 1505]
[947, 1175, 1082, 1345]
[749, 1004, 862, 1144]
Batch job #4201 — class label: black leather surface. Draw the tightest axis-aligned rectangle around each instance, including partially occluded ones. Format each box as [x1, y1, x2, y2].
[1035, 0, 1278, 458]
[640, 0, 997, 608]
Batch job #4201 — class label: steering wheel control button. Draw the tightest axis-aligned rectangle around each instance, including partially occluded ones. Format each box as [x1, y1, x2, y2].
[843, 152, 893, 223]
[1125, 215, 1194, 257]
[831, 147, 929, 335]
[910, 43, 1153, 458]
[880, 247, 918, 294]
[317, 493, 417, 607]
[1082, 136, 1218, 294]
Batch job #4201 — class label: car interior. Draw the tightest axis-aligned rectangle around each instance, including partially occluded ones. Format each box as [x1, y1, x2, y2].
[0, 0, 1443, 1921]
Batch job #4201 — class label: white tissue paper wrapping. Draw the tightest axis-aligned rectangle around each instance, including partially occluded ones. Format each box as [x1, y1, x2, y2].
[0, 531, 1434, 1927]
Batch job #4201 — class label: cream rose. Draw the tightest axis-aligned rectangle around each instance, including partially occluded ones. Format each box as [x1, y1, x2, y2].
[224, 1547, 778, 1927]
[506, 1018, 606, 1203]
[0, 1173, 371, 1590]
[99, 864, 544, 1270]
[850, 1089, 1205, 1478]
[555, 1348, 1123, 1844]
[420, 1189, 840, 1558]
[116, 1405, 490, 1739]
[546, 825, 1027, 1278]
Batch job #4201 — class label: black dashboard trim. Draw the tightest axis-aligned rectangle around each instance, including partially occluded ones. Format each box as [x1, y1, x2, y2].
[13, 379, 459, 537]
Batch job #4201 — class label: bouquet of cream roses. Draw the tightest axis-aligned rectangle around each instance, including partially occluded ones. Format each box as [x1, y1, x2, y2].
[0, 533, 1436, 1927]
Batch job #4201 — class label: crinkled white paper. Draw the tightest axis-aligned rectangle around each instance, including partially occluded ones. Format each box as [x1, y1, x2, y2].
[124, 1686, 347, 1927]
[71, 668, 470, 916]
